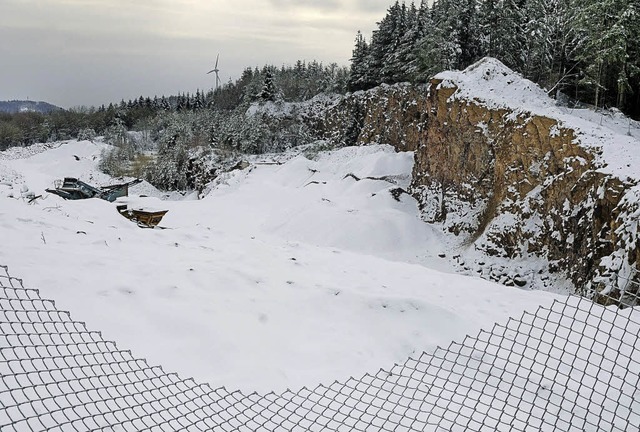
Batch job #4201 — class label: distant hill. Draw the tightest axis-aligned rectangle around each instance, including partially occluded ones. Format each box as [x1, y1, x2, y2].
[0, 100, 61, 114]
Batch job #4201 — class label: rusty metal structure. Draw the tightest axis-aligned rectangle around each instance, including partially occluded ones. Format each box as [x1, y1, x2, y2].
[117, 205, 169, 228]
[46, 178, 142, 202]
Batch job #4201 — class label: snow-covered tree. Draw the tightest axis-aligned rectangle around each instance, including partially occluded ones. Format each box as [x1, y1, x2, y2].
[259, 70, 278, 102]
[348, 31, 373, 91]
[478, 0, 501, 57]
[386, 2, 422, 82]
[457, 0, 482, 68]
[574, 0, 640, 108]
[379, 1, 409, 82]
[416, 0, 461, 76]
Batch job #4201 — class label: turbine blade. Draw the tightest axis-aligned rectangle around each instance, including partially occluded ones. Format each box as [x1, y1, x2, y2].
[215, 53, 219, 68]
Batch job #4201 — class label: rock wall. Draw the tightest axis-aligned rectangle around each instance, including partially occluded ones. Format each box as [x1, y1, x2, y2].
[301, 83, 429, 152]
[305, 82, 640, 302]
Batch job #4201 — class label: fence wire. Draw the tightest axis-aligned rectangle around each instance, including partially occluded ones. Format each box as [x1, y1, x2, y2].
[1, 264, 639, 431]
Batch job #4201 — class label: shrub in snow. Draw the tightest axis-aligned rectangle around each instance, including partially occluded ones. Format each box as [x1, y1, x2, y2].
[77, 128, 97, 142]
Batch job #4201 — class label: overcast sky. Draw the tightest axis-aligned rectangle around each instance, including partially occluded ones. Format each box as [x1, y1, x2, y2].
[0, 0, 395, 109]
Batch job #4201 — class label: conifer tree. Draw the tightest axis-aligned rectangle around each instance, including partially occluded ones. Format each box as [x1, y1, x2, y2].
[380, 1, 409, 82]
[478, 0, 501, 57]
[457, 0, 482, 68]
[416, 0, 460, 76]
[368, 1, 403, 85]
[388, 2, 422, 82]
[259, 71, 277, 102]
[348, 31, 372, 91]
[497, 0, 527, 71]
[574, 0, 640, 108]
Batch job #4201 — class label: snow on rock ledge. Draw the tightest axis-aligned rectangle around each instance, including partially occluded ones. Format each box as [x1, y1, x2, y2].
[433, 57, 640, 181]
[433, 57, 553, 113]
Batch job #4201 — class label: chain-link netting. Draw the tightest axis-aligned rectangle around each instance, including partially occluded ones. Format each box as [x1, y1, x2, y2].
[1, 264, 639, 431]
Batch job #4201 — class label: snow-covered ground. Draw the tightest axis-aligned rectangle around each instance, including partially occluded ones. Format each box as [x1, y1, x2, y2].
[0, 140, 561, 394]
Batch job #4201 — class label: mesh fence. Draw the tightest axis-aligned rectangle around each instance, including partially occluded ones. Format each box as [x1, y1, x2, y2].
[1, 264, 639, 431]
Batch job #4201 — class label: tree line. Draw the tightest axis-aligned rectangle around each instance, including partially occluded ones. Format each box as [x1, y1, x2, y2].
[349, 0, 640, 117]
[94, 61, 348, 190]
[0, 60, 348, 151]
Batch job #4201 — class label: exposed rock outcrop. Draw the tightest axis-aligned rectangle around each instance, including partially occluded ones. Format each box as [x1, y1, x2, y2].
[301, 84, 429, 152]
[413, 75, 636, 299]
[302, 58, 640, 302]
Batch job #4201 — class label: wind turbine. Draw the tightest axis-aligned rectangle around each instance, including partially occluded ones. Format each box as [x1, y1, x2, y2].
[207, 54, 222, 91]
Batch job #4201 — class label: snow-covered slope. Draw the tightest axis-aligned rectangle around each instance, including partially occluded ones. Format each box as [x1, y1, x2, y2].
[0, 140, 559, 394]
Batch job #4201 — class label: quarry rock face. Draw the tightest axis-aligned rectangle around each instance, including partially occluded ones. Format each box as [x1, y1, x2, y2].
[306, 60, 640, 302]
[302, 83, 429, 153]
[414, 78, 636, 300]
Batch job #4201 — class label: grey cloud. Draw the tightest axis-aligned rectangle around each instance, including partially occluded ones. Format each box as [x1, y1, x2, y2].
[354, 0, 394, 12]
[267, 0, 343, 11]
[269, 16, 364, 34]
[267, 0, 395, 15]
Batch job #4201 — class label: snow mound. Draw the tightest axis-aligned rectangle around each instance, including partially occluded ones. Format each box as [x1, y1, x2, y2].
[0, 161, 23, 185]
[434, 57, 553, 112]
[201, 145, 443, 264]
[0, 141, 67, 161]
